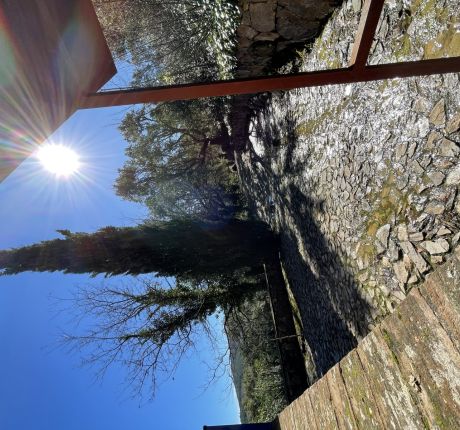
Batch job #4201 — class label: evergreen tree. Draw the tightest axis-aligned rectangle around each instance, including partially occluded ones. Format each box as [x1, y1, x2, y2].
[115, 100, 238, 222]
[66, 277, 263, 397]
[0, 217, 278, 398]
[0, 218, 277, 279]
[92, 0, 239, 84]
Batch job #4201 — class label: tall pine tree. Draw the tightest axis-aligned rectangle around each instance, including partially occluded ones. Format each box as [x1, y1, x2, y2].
[65, 278, 263, 397]
[0, 218, 277, 280]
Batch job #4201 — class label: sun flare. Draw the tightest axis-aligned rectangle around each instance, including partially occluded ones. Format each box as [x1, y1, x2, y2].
[37, 144, 80, 177]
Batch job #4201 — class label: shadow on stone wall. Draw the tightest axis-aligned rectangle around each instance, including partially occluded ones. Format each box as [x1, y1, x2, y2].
[237, 96, 374, 382]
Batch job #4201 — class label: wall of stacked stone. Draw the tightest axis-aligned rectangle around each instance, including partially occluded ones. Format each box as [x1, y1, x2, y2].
[275, 246, 460, 429]
[231, 0, 340, 150]
[236, 0, 460, 383]
[235, 0, 340, 77]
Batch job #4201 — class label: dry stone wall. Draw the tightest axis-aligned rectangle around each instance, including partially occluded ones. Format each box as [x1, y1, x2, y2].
[230, 0, 341, 151]
[236, 0, 460, 382]
[274, 246, 460, 429]
[236, 0, 340, 77]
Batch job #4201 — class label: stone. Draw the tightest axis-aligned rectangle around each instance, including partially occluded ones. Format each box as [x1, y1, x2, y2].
[446, 111, 460, 134]
[409, 232, 424, 242]
[388, 239, 400, 262]
[237, 25, 258, 40]
[427, 171, 445, 186]
[399, 241, 430, 273]
[413, 97, 429, 113]
[440, 138, 460, 157]
[415, 213, 429, 226]
[392, 289, 406, 301]
[407, 141, 418, 157]
[436, 226, 451, 236]
[452, 232, 460, 247]
[421, 239, 450, 255]
[446, 190, 457, 211]
[396, 174, 409, 190]
[250, 3, 276, 32]
[431, 255, 444, 264]
[425, 202, 445, 215]
[418, 183, 429, 193]
[420, 156, 432, 169]
[254, 32, 279, 42]
[429, 99, 446, 126]
[407, 275, 418, 285]
[412, 160, 425, 175]
[393, 261, 409, 284]
[397, 224, 409, 241]
[277, 7, 317, 40]
[358, 271, 368, 283]
[446, 166, 460, 185]
[403, 254, 412, 269]
[395, 142, 408, 160]
[375, 241, 386, 255]
[426, 131, 442, 149]
[376, 224, 391, 248]
[381, 256, 391, 267]
[379, 283, 391, 297]
[278, 0, 328, 17]
[352, 0, 362, 13]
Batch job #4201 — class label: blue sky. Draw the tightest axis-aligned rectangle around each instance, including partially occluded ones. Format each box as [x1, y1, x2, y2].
[0, 105, 240, 429]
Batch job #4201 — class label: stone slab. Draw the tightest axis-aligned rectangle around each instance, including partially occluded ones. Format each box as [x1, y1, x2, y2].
[326, 365, 358, 430]
[357, 330, 425, 429]
[309, 376, 339, 429]
[339, 350, 383, 429]
[380, 290, 460, 429]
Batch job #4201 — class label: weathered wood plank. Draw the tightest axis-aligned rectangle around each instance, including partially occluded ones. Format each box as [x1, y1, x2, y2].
[276, 408, 291, 430]
[296, 389, 319, 430]
[290, 397, 303, 430]
[419, 273, 460, 354]
[419, 257, 460, 354]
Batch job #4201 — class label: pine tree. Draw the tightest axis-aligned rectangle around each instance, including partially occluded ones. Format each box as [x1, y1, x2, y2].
[0, 218, 277, 280]
[66, 277, 263, 398]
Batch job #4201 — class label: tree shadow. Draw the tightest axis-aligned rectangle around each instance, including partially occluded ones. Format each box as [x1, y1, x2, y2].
[238, 93, 374, 380]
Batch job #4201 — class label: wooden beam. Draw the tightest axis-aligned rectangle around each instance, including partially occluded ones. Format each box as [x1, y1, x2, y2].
[349, 0, 386, 68]
[79, 57, 460, 108]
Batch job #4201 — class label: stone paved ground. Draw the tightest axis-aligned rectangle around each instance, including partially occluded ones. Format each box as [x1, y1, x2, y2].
[275, 247, 460, 429]
[236, 0, 460, 382]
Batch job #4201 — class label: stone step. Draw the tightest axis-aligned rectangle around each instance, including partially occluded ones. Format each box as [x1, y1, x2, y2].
[275, 247, 460, 429]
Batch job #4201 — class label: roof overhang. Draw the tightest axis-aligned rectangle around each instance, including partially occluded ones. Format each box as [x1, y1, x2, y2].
[0, 0, 115, 181]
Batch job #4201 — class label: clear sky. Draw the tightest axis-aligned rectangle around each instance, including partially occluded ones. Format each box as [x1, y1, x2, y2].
[0, 104, 240, 429]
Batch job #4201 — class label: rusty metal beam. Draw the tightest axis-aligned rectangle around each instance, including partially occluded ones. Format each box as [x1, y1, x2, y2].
[349, 0, 386, 68]
[79, 0, 460, 109]
[79, 57, 460, 108]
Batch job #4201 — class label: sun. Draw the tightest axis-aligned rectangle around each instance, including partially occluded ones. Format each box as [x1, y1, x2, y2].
[36, 144, 80, 177]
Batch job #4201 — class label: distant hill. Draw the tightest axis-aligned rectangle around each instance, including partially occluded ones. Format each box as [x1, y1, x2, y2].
[225, 290, 288, 423]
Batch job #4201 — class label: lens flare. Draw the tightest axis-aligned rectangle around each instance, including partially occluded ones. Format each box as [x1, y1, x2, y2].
[36, 144, 80, 177]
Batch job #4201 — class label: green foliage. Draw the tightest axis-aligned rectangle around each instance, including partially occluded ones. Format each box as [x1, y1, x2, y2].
[226, 291, 289, 423]
[93, 2, 244, 222]
[93, 0, 240, 83]
[116, 99, 244, 221]
[0, 218, 277, 281]
[69, 277, 264, 397]
[240, 355, 288, 422]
